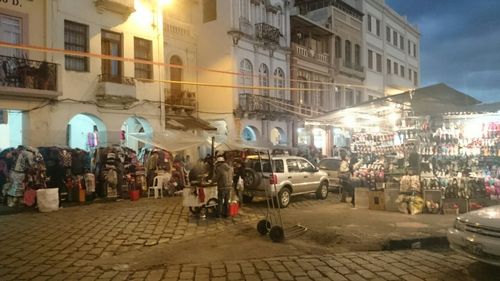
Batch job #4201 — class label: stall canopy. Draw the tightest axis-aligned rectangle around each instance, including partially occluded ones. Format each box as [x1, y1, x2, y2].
[165, 115, 217, 131]
[313, 83, 482, 125]
[209, 135, 269, 151]
[129, 130, 206, 152]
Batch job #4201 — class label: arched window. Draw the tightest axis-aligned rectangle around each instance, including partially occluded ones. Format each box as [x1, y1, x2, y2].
[345, 40, 352, 65]
[273, 67, 285, 99]
[170, 55, 183, 98]
[239, 59, 253, 95]
[335, 36, 342, 58]
[354, 44, 361, 67]
[259, 63, 269, 96]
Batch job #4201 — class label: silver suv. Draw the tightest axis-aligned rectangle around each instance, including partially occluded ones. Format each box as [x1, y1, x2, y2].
[242, 155, 329, 208]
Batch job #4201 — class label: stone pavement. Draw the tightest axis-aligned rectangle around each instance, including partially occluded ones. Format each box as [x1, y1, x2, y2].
[0, 195, 493, 281]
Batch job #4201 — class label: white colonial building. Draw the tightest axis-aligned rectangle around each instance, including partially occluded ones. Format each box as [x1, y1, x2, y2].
[361, 0, 420, 98]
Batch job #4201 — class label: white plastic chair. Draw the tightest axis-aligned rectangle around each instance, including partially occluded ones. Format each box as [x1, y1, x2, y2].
[148, 176, 164, 199]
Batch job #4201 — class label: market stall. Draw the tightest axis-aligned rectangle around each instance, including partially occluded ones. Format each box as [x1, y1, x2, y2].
[312, 83, 500, 214]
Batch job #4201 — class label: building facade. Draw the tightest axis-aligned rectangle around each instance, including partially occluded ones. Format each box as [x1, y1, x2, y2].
[194, 0, 293, 148]
[362, 0, 420, 97]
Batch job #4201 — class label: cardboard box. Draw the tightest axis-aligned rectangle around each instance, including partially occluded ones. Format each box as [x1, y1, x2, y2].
[384, 188, 400, 212]
[369, 190, 385, 211]
[354, 188, 369, 209]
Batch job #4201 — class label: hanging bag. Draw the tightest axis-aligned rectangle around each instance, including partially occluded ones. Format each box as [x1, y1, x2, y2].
[24, 187, 36, 207]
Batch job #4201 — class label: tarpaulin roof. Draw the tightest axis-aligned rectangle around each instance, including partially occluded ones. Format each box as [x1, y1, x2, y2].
[208, 135, 270, 151]
[165, 115, 217, 131]
[128, 130, 205, 152]
[313, 83, 482, 124]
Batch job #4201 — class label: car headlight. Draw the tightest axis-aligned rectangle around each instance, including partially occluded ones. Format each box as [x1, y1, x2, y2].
[454, 219, 466, 231]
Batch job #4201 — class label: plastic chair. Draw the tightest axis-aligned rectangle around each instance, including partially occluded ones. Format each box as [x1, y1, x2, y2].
[148, 176, 164, 199]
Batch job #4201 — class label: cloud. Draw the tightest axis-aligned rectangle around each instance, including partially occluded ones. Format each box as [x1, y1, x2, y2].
[386, 0, 500, 102]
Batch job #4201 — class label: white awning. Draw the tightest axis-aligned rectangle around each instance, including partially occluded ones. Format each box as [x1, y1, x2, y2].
[129, 130, 205, 152]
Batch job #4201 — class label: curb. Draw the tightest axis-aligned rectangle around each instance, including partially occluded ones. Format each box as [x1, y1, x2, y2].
[383, 236, 449, 251]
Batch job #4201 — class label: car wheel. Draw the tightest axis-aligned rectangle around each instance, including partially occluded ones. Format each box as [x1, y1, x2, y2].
[243, 168, 261, 189]
[257, 219, 271, 235]
[269, 225, 285, 242]
[242, 194, 254, 203]
[278, 187, 291, 208]
[316, 181, 329, 200]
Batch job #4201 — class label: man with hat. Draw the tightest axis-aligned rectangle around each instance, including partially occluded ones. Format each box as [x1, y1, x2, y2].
[214, 156, 233, 218]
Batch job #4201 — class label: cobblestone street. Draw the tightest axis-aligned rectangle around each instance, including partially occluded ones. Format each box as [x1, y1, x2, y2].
[0, 196, 495, 280]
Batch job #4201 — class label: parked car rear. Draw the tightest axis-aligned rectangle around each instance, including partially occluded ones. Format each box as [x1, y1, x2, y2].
[242, 155, 329, 208]
[317, 157, 342, 191]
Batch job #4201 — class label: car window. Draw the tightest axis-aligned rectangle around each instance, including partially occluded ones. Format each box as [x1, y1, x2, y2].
[318, 159, 340, 170]
[274, 160, 284, 173]
[286, 159, 300, 173]
[246, 159, 283, 173]
[298, 159, 314, 172]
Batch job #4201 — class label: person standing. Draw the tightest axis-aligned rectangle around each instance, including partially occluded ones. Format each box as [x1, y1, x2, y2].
[339, 154, 353, 205]
[146, 150, 159, 188]
[213, 156, 233, 218]
[232, 159, 245, 206]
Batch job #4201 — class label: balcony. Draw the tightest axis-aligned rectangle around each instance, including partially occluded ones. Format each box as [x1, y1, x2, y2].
[96, 74, 137, 104]
[335, 58, 365, 80]
[255, 23, 281, 45]
[94, 0, 135, 18]
[0, 55, 60, 99]
[237, 93, 296, 119]
[165, 89, 196, 114]
[292, 43, 330, 65]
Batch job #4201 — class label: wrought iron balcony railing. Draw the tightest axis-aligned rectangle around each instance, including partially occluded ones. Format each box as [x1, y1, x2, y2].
[165, 89, 196, 108]
[98, 73, 135, 86]
[255, 23, 281, 45]
[0, 55, 57, 91]
[238, 93, 294, 115]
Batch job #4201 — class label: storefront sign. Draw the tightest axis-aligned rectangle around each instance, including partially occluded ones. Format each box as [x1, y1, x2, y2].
[0, 0, 24, 7]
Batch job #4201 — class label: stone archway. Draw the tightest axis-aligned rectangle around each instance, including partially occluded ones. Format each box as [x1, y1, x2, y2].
[242, 125, 259, 142]
[67, 113, 107, 150]
[121, 116, 153, 152]
[270, 127, 286, 145]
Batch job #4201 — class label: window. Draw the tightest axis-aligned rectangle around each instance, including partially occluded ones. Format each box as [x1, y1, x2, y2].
[335, 87, 342, 108]
[273, 68, 285, 99]
[64, 20, 88, 71]
[345, 40, 351, 65]
[394, 62, 398, 75]
[393, 30, 397, 45]
[387, 59, 391, 74]
[0, 14, 22, 57]
[258, 63, 269, 96]
[335, 36, 342, 58]
[386, 26, 391, 43]
[239, 59, 253, 95]
[367, 49, 373, 69]
[408, 69, 412, 81]
[299, 79, 309, 104]
[170, 55, 182, 95]
[367, 14, 372, 32]
[413, 43, 417, 57]
[203, 0, 217, 22]
[354, 44, 361, 67]
[414, 71, 418, 86]
[287, 159, 300, 173]
[101, 30, 122, 81]
[356, 91, 362, 104]
[345, 88, 354, 106]
[376, 19, 380, 36]
[376, 53, 382, 72]
[408, 39, 411, 54]
[134, 37, 152, 79]
[368, 95, 374, 101]
[400, 65, 405, 77]
[399, 35, 404, 50]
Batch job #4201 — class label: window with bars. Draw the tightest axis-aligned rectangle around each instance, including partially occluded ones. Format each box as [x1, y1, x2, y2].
[335, 36, 342, 58]
[399, 35, 404, 50]
[394, 62, 398, 75]
[134, 37, 152, 79]
[367, 14, 371, 32]
[386, 26, 391, 43]
[393, 30, 397, 46]
[400, 65, 405, 78]
[376, 19, 380, 36]
[335, 87, 342, 108]
[101, 30, 122, 80]
[64, 20, 89, 72]
[239, 59, 253, 95]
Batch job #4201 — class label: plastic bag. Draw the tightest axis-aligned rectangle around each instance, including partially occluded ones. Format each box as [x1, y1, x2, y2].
[36, 188, 59, 212]
[24, 187, 36, 207]
[237, 177, 244, 191]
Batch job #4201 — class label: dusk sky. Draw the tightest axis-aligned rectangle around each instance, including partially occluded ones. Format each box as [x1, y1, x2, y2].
[386, 0, 500, 103]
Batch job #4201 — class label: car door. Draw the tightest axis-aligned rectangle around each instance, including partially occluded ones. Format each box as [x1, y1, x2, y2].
[286, 158, 306, 193]
[298, 158, 321, 191]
